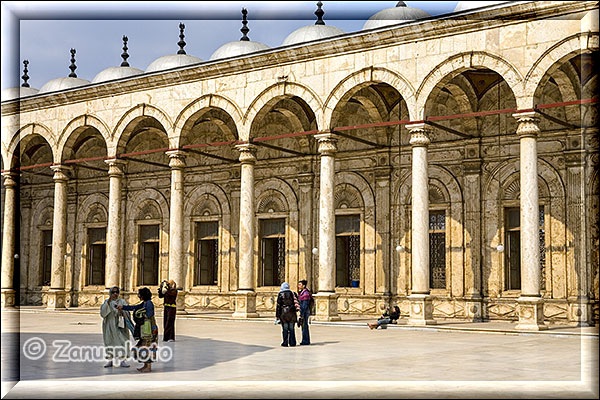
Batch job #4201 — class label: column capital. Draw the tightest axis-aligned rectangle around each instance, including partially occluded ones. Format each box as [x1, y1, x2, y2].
[315, 132, 338, 155]
[1, 172, 18, 187]
[50, 165, 72, 182]
[407, 123, 432, 147]
[166, 150, 186, 169]
[513, 111, 541, 138]
[104, 158, 127, 176]
[235, 143, 257, 164]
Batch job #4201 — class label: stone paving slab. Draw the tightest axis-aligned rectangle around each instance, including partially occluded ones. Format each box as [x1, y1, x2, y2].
[1, 310, 598, 398]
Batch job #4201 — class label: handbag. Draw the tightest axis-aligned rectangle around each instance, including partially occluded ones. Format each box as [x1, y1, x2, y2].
[117, 315, 125, 329]
[141, 319, 152, 338]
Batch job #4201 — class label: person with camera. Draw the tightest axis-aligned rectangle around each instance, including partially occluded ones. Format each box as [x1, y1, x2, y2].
[158, 279, 178, 342]
[296, 280, 313, 345]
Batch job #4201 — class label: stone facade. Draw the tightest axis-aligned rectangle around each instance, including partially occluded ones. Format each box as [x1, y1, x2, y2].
[1, 1, 598, 327]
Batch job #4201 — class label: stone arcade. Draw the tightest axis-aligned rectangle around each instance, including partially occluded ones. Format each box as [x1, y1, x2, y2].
[1, 1, 598, 329]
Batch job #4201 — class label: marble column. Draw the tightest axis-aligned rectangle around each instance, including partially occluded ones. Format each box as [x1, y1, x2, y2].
[513, 111, 546, 330]
[1, 172, 18, 308]
[314, 132, 340, 321]
[406, 123, 435, 325]
[232, 143, 258, 318]
[105, 159, 126, 290]
[166, 150, 187, 312]
[47, 165, 71, 309]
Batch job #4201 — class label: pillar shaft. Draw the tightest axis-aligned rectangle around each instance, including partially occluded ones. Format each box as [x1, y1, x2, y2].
[105, 159, 126, 289]
[515, 112, 541, 297]
[167, 150, 186, 290]
[236, 144, 257, 291]
[316, 133, 337, 293]
[313, 133, 340, 322]
[408, 125, 431, 294]
[513, 111, 546, 331]
[50, 165, 70, 290]
[1, 173, 18, 307]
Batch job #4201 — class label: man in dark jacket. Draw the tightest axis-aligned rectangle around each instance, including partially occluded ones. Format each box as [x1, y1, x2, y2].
[297, 280, 313, 345]
[276, 282, 298, 347]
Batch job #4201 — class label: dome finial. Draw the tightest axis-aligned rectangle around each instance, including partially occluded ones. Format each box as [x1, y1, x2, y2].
[21, 60, 30, 88]
[68, 49, 78, 78]
[396, 1, 407, 6]
[121, 36, 130, 67]
[177, 23, 187, 55]
[315, 1, 325, 25]
[240, 8, 250, 41]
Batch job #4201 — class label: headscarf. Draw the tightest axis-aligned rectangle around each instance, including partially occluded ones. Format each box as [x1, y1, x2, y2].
[279, 282, 290, 292]
[109, 286, 120, 295]
[168, 280, 176, 289]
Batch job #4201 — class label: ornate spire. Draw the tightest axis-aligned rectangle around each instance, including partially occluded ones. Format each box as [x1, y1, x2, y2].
[21, 60, 30, 87]
[68, 49, 77, 78]
[120, 35, 130, 67]
[315, 1, 325, 25]
[177, 23, 187, 54]
[396, 1, 407, 6]
[240, 8, 250, 41]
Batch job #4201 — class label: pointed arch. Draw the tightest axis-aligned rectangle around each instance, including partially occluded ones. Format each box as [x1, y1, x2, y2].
[324, 67, 417, 127]
[415, 51, 523, 119]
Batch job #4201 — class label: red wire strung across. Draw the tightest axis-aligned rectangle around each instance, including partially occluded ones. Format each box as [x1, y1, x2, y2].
[3, 97, 597, 173]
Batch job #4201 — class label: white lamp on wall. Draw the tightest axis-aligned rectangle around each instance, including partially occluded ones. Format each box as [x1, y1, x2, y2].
[496, 244, 504, 252]
[312, 247, 318, 255]
[395, 245, 405, 253]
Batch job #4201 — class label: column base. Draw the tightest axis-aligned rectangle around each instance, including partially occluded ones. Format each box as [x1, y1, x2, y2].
[464, 295, 483, 322]
[1, 289, 16, 308]
[516, 296, 547, 331]
[46, 290, 68, 310]
[567, 296, 593, 327]
[232, 290, 259, 318]
[313, 292, 341, 321]
[407, 294, 436, 326]
[176, 291, 187, 315]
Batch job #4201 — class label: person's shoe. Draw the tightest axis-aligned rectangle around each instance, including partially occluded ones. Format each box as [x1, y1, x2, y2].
[281, 343, 288, 347]
[104, 360, 113, 368]
[119, 360, 130, 368]
[367, 323, 375, 330]
[167, 339, 175, 342]
[299, 342, 310, 346]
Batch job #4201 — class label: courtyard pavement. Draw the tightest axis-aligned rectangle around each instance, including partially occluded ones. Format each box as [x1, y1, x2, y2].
[1, 308, 598, 399]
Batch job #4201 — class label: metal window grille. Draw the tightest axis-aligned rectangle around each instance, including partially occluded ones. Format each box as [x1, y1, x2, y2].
[429, 211, 446, 289]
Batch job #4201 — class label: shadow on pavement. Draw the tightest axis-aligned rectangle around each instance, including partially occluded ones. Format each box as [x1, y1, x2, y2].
[9, 332, 271, 381]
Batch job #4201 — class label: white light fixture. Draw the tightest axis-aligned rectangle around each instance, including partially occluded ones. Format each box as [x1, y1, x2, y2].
[312, 247, 318, 255]
[395, 245, 405, 253]
[14, 254, 19, 259]
[496, 244, 504, 252]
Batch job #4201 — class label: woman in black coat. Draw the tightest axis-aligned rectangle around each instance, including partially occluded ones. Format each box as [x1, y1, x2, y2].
[276, 282, 298, 347]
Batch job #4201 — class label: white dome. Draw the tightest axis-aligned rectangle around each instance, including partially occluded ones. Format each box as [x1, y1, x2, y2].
[362, 3, 431, 30]
[39, 77, 90, 93]
[282, 24, 345, 46]
[454, 1, 510, 12]
[92, 66, 144, 83]
[1, 86, 39, 102]
[209, 40, 270, 61]
[145, 54, 203, 73]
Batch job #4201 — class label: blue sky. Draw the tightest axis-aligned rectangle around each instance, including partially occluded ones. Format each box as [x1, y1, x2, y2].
[2, 1, 463, 91]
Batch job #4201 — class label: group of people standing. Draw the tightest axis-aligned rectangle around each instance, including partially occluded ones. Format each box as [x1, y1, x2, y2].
[275, 280, 314, 347]
[100, 280, 178, 373]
